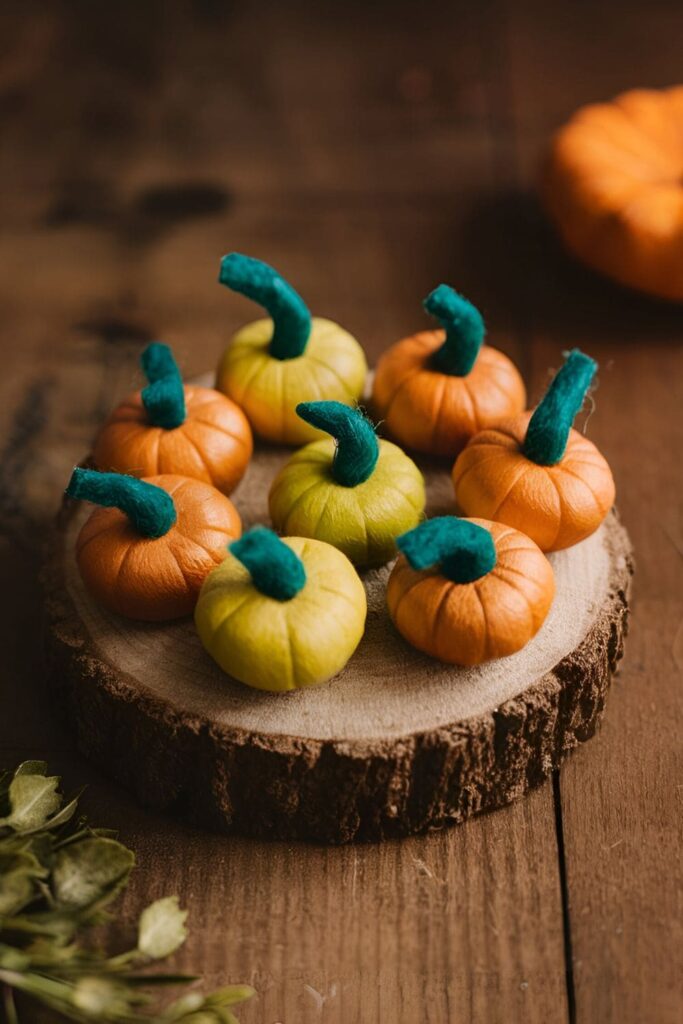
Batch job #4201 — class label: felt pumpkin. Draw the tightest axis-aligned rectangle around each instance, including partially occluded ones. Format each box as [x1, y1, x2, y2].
[387, 516, 555, 665]
[543, 86, 683, 301]
[372, 285, 525, 457]
[216, 254, 368, 445]
[453, 350, 615, 552]
[93, 342, 252, 496]
[195, 526, 366, 692]
[67, 468, 241, 621]
[268, 401, 425, 567]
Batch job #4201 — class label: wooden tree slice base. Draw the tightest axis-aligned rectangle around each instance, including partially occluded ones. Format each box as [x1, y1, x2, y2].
[43, 420, 633, 843]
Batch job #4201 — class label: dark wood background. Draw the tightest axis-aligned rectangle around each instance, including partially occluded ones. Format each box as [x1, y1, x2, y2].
[0, 1, 681, 1021]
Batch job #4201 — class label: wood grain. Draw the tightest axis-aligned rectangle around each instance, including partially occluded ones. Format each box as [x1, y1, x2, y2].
[0, 0, 679, 1020]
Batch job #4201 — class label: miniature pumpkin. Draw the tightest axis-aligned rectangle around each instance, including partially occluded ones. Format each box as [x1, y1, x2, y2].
[268, 401, 425, 567]
[195, 526, 366, 691]
[453, 350, 615, 552]
[67, 468, 241, 621]
[93, 342, 252, 496]
[216, 254, 368, 445]
[543, 86, 683, 301]
[372, 284, 525, 457]
[387, 516, 555, 665]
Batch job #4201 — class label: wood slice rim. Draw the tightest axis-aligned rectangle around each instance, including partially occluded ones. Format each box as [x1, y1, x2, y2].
[43, 438, 633, 843]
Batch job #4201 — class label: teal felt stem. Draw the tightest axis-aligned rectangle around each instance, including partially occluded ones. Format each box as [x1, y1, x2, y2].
[397, 516, 496, 583]
[523, 349, 597, 466]
[296, 401, 379, 487]
[218, 253, 312, 360]
[66, 468, 176, 538]
[140, 342, 186, 430]
[424, 284, 485, 376]
[230, 526, 306, 601]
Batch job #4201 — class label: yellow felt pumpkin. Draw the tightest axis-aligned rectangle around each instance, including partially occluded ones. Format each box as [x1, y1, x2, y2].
[93, 342, 252, 495]
[387, 516, 555, 665]
[543, 86, 683, 301]
[216, 253, 368, 444]
[372, 285, 525, 457]
[67, 468, 241, 621]
[195, 526, 366, 692]
[453, 350, 615, 551]
[268, 401, 425, 567]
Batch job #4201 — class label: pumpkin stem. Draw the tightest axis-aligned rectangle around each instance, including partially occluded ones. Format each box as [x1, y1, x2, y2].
[523, 349, 597, 466]
[140, 342, 186, 430]
[425, 285, 485, 376]
[66, 467, 176, 538]
[296, 401, 379, 487]
[219, 252, 312, 360]
[230, 526, 306, 601]
[397, 516, 496, 583]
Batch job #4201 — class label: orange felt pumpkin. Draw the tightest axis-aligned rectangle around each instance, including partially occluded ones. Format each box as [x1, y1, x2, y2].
[372, 285, 525, 457]
[387, 516, 554, 665]
[543, 86, 683, 301]
[67, 468, 241, 621]
[453, 350, 615, 552]
[93, 343, 252, 495]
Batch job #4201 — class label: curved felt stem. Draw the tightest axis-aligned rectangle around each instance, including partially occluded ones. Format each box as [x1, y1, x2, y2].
[523, 349, 597, 466]
[219, 253, 312, 360]
[424, 285, 485, 376]
[397, 516, 496, 584]
[296, 401, 379, 487]
[66, 468, 176, 538]
[230, 526, 306, 601]
[140, 343, 186, 430]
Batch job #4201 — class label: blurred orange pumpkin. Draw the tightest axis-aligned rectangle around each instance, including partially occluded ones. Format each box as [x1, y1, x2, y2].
[543, 86, 683, 301]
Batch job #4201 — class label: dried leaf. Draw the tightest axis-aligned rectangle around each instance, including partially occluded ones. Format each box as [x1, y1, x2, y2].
[137, 896, 188, 960]
[52, 837, 134, 911]
[0, 774, 61, 832]
[71, 976, 140, 1016]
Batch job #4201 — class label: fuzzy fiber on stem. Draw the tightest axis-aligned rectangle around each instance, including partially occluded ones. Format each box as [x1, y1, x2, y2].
[140, 342, 186, 430]
[296, 401, 379, 487]
[397, 516, 496, 583]
[425, 284, 485, 377]
[230, 526, 307, 601]
[66, 468, 177, 538]
[523, 349, 597, 466]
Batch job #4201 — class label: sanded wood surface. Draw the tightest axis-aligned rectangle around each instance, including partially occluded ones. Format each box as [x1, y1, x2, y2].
[0, 0, 680, 1020]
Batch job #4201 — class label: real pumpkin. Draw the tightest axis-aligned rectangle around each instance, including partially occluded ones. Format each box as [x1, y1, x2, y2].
[93, 342, 252, 496]
[387, 516, 555, 665]
[543, 86, 683, 301]
[67, 468, 241, 621]
[195, 526, 367, 692]
[268, 400, 425, 567]
[371, 284, 525, 457]
[216, 253, 368, 444]
[453, 349, 615, 551]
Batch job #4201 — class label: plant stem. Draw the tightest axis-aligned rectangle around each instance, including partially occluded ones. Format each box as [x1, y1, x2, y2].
[66, 468, 176, 538]
[230, 527, 306, 601]
[140, 343, 186, 430]
[295, 401, 379, 486]
[397, 516, 496, 583]
[424, 285, 485, 376]
[2, 983, 19, 1024]
[523, 349, 597, 465]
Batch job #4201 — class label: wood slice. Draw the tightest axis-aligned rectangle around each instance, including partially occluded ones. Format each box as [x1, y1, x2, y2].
[43, 386, 633, 843]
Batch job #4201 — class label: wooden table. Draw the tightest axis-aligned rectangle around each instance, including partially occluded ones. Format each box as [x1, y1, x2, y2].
[0, 2, 680, 1021]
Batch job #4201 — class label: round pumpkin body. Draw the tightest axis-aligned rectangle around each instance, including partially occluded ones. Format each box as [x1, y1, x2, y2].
[195, 536, 367, 692]
[75, 474, 241, 621]
[93, 385, 253, 496]
[372, 331, 525, 457]
[453, 413, 615, 551]
[217, 317, 368, 445]
[387, 518, 555, 665]
[269, 438, 425, 567]
[543, 86, 683, 301]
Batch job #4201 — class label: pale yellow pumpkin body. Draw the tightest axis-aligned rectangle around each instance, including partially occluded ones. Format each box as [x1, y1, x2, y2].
[216, 318, 368, 445]
[195, 536, 367, 692]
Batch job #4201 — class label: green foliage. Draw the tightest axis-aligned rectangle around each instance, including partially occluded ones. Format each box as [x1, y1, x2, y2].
[0, 761, 254, 1023]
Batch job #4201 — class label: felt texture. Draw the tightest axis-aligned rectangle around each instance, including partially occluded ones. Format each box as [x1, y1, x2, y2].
[67, 467, 176, 538]
[140, 342, 186, 430]
[71, 474, 241, 621]
[388, 517, 555, 665]
[523, 349, 597, 465]
[195, 534, 367, 691]
[269, 435, 425, 567]
[219, 252, 311, 360]
[216, 315, 368, 446]
[425, 284, 485, 377]
[295, 400, 379, 486]
[397, 515, 497, 583]
[229, 526, 306, 601]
